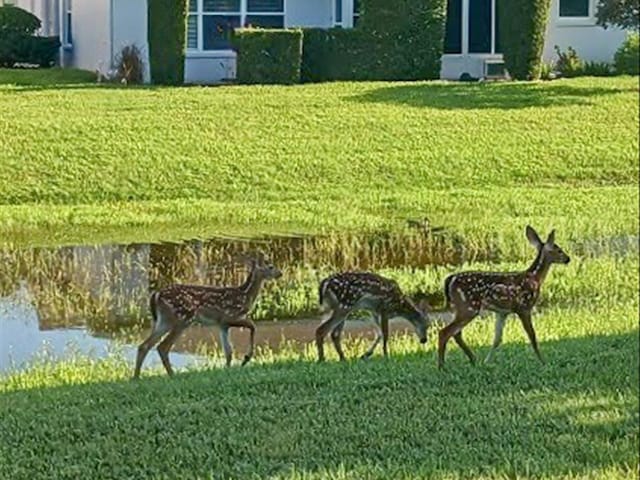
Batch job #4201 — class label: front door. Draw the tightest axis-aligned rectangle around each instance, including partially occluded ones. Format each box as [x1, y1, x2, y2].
[444, 0, 501, 55]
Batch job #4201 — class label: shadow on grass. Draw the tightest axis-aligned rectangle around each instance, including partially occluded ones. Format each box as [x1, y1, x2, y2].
[349, 81, 634, 110]
[1, 331, 637, 479]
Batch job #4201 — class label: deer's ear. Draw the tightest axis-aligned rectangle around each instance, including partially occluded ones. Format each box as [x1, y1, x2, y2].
[526, 225, 543, 249]
[546, 229, 556, 246]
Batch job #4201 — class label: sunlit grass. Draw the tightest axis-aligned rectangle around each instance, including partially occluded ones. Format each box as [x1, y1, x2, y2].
[0, 75, 637, 246]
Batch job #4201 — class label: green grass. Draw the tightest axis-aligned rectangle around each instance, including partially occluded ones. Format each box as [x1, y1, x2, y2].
[0, 67, 97, 86]
[1, 256, 638, 479]
[0, 73, 637, 247]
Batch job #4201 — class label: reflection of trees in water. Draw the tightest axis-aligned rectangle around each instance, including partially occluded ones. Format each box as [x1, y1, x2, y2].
[0, 231, 469, 336]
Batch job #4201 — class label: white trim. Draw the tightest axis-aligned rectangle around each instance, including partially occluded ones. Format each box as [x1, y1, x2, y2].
[556, 0, 596, 26]
[461, 0, 468, 55]
[186, 50, 236, 59]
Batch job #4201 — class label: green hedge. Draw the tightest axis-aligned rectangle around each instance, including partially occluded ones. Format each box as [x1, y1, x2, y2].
[497, 0, 552, 80]
[359, 0, 447, 80]
[614, 33, 639, 75]
[301, 28, 379, 82]
[302, 0, 447, 83]
[147, 0, 187, 85]
[232, 29, 303, 85]
[0, 6, 59, 68]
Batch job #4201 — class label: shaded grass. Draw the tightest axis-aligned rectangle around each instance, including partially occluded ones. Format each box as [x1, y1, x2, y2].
[1, 302, 637, 479]
[0, 76, 638, 247]
[0, 68, 97, 86]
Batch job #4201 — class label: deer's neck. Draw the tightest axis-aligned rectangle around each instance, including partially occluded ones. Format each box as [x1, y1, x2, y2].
[241, 267, 264, 304]
[526, 250, 552, 286]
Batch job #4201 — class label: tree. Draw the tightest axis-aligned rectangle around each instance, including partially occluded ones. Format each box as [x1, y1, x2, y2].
[596, 0, 639, 30]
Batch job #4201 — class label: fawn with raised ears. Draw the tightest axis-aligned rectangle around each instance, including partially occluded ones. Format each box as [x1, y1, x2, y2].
[133, 252, 281, 379]
[438, 226, 570, 369]
[316, 272, 431, 362]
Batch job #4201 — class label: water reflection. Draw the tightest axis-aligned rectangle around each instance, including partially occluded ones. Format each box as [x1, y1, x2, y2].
[0, 232, 636, 373]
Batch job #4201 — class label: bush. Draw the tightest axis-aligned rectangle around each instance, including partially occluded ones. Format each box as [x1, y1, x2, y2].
[582, 61, 615, 77]
[114, 44, 145, 85]
[301, 28, 378, 82]
[554, 45, 584, 78]
[147, 0, 187, 85]
[614, 33, 639, 75]
[301, 0, 447, 83]
[232, 29, 303, 85]
[497, 0, 552, 80]
[0, 5, 40, 36]
[359, 0, 447, 80]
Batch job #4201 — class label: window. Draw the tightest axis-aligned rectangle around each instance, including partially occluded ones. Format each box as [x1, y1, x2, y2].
[187, 0, 284, 51]
[63, 0, 72, 46]
[444, 0, 462, 54]
[559, 0, 590, 17]
[353, 0, 361, 27]
[334, 0, 343, 27]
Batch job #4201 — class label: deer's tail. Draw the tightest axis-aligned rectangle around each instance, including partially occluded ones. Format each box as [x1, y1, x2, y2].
[318, 277, 331, 308]
[443, 275, 454, 309]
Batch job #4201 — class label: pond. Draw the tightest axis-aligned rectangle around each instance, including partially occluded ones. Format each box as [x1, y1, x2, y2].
[1, 232, 636, 374]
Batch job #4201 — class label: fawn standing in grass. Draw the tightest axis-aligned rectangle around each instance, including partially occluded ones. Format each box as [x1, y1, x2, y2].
[316, 272, 431, 362]
[438, 226, 570, 369]
[133, 252, 281, 379]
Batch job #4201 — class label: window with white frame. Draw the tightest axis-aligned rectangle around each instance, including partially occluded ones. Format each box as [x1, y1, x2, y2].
[559, 0, 590, 17]
[353, 0, 361, 26]
[334, 0, 343, 27]
[187, 0, 284, 51]
[63, 0, 72, 46]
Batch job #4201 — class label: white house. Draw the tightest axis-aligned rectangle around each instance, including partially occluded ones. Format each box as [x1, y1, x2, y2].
[3, 0, 628, 83]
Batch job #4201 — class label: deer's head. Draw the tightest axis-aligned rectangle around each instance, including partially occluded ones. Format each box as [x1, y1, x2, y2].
[240, 252, 282, 281]
[397, 295, 432, 345]
[526, 226, 570, 265]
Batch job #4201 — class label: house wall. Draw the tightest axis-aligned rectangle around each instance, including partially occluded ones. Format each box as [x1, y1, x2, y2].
[112, 0, 150, 82]
[441, 0, 628, 80]
[67, 0, 111, 73]
[543, 0, 626, 63]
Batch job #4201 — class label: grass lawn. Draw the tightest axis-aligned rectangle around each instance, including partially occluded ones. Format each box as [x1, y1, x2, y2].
[1, 253, 637, 479]
[0, 72, 638, 247]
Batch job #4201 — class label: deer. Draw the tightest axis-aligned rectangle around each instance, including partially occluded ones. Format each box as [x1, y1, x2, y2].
[315, 271, 431, 362]
[133, 252, 281, 379]
[438, 226, 570, 369]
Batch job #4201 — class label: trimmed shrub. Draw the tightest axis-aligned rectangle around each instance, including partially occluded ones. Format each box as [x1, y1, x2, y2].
[497, 0, 552, 80]
[147, 0, 187, 85]
[359, 0, 447, 80]
[614, 33, 639, 75]
[0, 5, 40, 36]
[301, 28, 378, 82]
[0, 5, 59, 68]
[232, 29, 303, 85]
[302, 0, 447, 83]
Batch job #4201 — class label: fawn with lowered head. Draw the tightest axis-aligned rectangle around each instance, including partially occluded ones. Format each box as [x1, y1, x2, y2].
[133, 252, 281, 379]
[316, 271, 431, 362]
[438, 226, 570, 369]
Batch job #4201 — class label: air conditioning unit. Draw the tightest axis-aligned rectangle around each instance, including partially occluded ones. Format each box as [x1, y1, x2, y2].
[483, 59, 507, 79]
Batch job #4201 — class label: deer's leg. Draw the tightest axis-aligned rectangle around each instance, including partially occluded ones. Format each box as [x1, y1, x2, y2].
[133, 312, 172, 379]
[517, 310, 544, 364]
[157, 325, 187, 376]
[316, 310, 345, 362]
[361, 313, 382, 360]
[219, 327, 234, 367]
[453, 332, 476, 364]
[381, 315, 390, 358]
[330, 320, 347, 362]
[225, 317, 257, 366]
[438, 311, 476, 369]
[484, 312, 508, 364]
